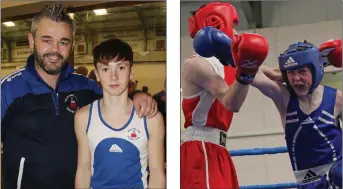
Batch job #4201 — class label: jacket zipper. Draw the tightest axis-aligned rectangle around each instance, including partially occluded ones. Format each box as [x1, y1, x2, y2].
[17, 157, 25, 189]
[34, 70, 61, 116]
[51, 90, 59, 115]
[50, 78, 61, 116]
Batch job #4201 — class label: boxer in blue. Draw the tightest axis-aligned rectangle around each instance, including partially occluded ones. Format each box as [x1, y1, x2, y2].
[251, 40, 342, 189]
[74, 39, 166, 189]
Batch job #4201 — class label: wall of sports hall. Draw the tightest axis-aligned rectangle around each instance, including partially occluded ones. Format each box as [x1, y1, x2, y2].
[180, 0, 342, 187]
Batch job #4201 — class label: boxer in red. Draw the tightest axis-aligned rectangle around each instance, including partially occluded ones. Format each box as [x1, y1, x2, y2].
[181, 2, 269, 189]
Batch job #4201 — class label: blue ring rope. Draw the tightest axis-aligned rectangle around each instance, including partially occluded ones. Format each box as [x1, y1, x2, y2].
[240, 182, 297, 189]
[228, 147, 296, 188]
[229, 147, 288, 157]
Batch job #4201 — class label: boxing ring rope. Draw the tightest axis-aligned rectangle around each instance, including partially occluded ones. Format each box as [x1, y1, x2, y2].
[230, 147, 297, 189]
[230, 147, 288, 156]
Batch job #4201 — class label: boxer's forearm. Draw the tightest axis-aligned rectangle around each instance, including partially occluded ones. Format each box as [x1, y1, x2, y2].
[251, 69, 285, 102]
[224, 81, 249, 112]
[148, 169, 166, 189]
[75, 168, 91, 189]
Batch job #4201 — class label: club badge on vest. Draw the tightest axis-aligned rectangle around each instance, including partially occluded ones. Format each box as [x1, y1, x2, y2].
[128, 128, 140, 140]
[64, 94, 79, 113]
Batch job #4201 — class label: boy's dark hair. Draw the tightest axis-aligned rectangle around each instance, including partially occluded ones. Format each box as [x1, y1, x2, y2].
[31, 2, 76, 38]
[93, 38, 133, 68]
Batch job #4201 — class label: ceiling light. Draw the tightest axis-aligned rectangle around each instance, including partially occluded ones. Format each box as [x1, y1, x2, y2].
[93, 9, 107, 15]
[68, 13, 74, 19]
[3, 21, 15, 27]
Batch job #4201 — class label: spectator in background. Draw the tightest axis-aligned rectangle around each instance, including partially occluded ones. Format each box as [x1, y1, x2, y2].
[88, 69, 96, 81]
[75, 66, 88, 76]
[153, 80, 166, 123]
[142, 86, 151, 96]
[88, 69, 101, 87]
[129, 80, 138, 93]
[128, 80, 145, 99]
[153, 79, 166, 164]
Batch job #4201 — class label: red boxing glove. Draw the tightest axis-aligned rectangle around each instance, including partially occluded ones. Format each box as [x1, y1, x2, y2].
[232, 33, 269, 84]
[319, 39, 342, 68]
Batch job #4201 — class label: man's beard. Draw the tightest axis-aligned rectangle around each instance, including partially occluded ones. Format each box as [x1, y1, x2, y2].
[33, 46, 69, 75]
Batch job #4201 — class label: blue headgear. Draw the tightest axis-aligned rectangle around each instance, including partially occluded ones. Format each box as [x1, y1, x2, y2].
[278, 42, 324, 95]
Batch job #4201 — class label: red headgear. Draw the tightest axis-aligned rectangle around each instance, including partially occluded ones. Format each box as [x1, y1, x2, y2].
[188, 2, 239, 39]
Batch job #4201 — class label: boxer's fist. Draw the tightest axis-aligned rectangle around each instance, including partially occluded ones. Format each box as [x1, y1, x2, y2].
[319, 39, 342, 68]
[193, 27, 235, 67]
[232, 33, 269, 84]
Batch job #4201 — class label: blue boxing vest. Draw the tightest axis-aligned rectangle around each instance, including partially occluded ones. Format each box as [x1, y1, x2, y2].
[285, 85, 342, 173]
[86, 100, 149, 189]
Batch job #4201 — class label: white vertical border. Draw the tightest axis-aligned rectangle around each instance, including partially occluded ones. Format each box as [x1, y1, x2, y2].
[166, 0, 180, 188]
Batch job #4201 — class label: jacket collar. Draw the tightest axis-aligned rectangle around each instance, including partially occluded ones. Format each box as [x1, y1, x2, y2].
[23, 54, 75, 86]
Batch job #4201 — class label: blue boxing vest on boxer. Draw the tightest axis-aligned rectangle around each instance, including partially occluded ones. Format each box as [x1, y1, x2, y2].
[86, 100, 149, 189]
[285, 85, 342, 188]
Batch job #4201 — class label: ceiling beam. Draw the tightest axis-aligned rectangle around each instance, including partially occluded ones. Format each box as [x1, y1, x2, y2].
[1, 18, 165, 37]
[1, 1, 40, 8]
[79, 12, 165, 23]
[73, 13, 94, 33]
[134, 6, 148, 51]
[2, 23, 30, 34]
[1, 1, 159, 22]
[1, 28, 31, 35]
[78, 23, 165, 33]
[134, 6, 146, 27]
[83, 16, 164, 25]
[94, 6, 165, 15]
[1, 24, 166, 41]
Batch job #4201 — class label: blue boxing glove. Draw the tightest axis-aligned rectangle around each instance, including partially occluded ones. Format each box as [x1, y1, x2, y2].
[329, 160, 342, 188]
[193, 26, 235, 67]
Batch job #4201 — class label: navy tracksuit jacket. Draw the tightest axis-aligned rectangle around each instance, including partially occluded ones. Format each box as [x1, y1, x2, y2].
[1, 54, 102, 189]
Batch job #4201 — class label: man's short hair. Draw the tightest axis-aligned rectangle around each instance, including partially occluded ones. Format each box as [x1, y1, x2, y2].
[31, 2, 76, 38]
[93, 39, 134, 68]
